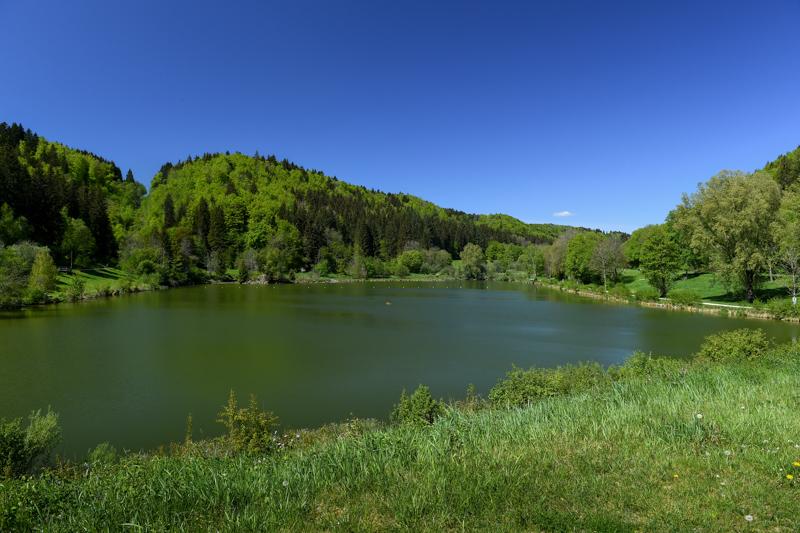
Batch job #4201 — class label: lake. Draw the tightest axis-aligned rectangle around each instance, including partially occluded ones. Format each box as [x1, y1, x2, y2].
[1, 281, 798, 456]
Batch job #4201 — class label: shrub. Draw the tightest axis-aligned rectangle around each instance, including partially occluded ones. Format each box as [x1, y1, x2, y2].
[631, 286, 659, 302]
[667, 288, 701, 306]
[64, 276, 86, 302]
[764, 298, 800, 319]
[608, 283, 631, 300]
[391, 385, 444, 427]
[391, 261, 410, 278]
[88, 442, 117, 465]
[489, 362, 608, 407]
[0, 409, 61, 478]
[397, 250, 424, 274]
[216, 391, 278, 454]
[610, 351, 684, 380]
[695, 328, 772, 362]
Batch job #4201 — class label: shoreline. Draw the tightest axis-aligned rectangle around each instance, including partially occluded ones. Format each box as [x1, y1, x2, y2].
[5, 273, 797, 323]
[533, 279, 798, 323]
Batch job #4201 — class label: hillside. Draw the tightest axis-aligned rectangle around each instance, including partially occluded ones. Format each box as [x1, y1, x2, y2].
[0, 122, 145, 264]
[764, 144, 800, 189]
[121, 151, 588, 283]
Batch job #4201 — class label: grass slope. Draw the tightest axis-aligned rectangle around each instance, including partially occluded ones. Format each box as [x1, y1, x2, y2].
[621, 269, 790, 306]
[3, 353, 800, 531]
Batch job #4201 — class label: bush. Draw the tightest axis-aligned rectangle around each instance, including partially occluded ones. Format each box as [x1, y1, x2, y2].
[610, 351, 684, 380]
[695, 328, 772, 362]
[631, 286, 659, 302]
[391, 261, 410, 278]
[64, 276, 86, 302]
[0, 409, 61, 478]
[608, 283, 631, 300]
[764, 298, 800, 319]
[667, 288, 701, 306]
[489, 362, 608, 407]
[216, 391, 278, 454]
[391, 385, 444, 427]
[88, 442, 117, 465]
[397, 250, 424, 274]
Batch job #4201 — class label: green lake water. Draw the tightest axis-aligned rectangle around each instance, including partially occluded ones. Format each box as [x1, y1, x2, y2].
[1, 281, 798, 456]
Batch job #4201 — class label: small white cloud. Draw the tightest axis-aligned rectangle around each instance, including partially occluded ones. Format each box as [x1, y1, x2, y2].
[552, 210, 574, 218]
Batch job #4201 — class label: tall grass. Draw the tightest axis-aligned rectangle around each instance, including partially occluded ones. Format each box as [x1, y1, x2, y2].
[3, 347, 799, 531]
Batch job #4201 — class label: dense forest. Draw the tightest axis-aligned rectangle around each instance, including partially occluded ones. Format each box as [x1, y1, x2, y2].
[0, 122, 590, 306]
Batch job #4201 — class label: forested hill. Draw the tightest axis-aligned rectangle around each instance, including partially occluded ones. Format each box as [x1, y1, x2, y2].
[122, 151, 588, 281]
[764, 144, 800, 189]
[0, 122, 145, 264]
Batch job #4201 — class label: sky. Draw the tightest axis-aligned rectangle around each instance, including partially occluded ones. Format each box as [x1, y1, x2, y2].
[1, 0, 799, 232]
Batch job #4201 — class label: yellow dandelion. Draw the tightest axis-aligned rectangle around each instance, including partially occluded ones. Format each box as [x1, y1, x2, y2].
[793, 461, 800, 467]
[673, 474, 679, 479]
[787, 474, 795, 480]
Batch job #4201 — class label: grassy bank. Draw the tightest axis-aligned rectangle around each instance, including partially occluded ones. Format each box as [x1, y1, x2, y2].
[538, 269, 800, 321]
[3, 334, 799, 531]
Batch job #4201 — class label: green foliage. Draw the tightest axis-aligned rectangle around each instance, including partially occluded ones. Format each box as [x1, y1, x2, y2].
[0, 203, 29, 245]
[517, 244, 545, 278]
[610, 351, 684, 380]
[391, 385, 444, 427]
[458, 243, 485, 280]
[673, 170, 780, 302]
[0, 409, 61, 478]
[631, 285, 660, 302]
[27, 248, 57, 295]
[60, 213, 95, 269]
[622, 225, 658, 267]
[565, 232, 602, 283]
[397, 249, 424, 274]
[764, 144, 800, 189]
[608, 283, 632, 300]
[216, 391, 278, 454]
[88, 442, 117, 466]
[64, 276, 86, 302]
[0, 242, 55, 307]
[762, 298, 800, 319]
[639, 225, 682, 297]
[667, 288, 701, 306]
[488, 362, 608, 407]
[695, 328, 772, 362]
[590, 234, 626, 289]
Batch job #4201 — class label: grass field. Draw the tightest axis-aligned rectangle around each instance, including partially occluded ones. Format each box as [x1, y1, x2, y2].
[56, 267, 128, 291]
[3, 344, 800, 531]
[620, 269, 790, 306]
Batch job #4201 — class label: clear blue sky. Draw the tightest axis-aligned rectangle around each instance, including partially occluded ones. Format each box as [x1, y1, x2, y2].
[1, 0, 798, 232]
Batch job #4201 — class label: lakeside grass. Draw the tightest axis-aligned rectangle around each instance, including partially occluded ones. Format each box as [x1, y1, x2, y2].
[3, 347, 799, 531]
[620, 269, 790, 306]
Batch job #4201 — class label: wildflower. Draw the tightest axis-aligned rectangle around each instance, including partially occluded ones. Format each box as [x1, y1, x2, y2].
[724, 450, 732, 456]
[673, 474, 679, 479]
[695, 413, 704, 420]
[744, 514, 754, 522]
[787, 474, 794, 480]
[282, 480, 289, 487]
[793, 461, 800, 467]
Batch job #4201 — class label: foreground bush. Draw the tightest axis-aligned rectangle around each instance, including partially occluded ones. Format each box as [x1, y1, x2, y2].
[695, 328, 772, 362]
[391, 385, 444, 426]
[216, 391, 278, 454]
[0, 409, 61, 478]
[489, 362, 608, 407]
